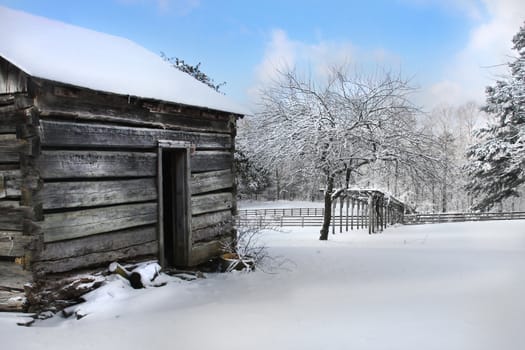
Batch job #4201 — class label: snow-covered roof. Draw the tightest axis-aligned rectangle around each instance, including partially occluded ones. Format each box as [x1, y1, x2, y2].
[0, 6, 248, 115]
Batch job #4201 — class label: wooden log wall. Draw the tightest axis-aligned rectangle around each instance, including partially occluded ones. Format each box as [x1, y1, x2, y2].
[27, 79, 238, 274]
[0, 89, 37, 266]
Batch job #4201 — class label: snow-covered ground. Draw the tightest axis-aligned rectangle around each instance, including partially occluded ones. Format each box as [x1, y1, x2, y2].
[2, 219, 525, 350]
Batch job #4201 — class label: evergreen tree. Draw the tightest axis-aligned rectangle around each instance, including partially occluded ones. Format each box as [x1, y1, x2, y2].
[234, 149, 270, 198]
[465, 23, 525, 210]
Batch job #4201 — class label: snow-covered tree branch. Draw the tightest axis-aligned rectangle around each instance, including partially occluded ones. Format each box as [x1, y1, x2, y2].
[248, 66, 439, 239]
[465, 22, 525, 211]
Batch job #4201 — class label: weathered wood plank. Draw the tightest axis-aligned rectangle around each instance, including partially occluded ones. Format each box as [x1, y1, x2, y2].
[190, 169, 233, 195]
[0, 94, 15, 106]
[0, 134, 16, 142]
[0, 231, 31, 257]
[191, 151, 232, 173]
[191, 192, 232, 215]
[192, 210, 232, 231]
[39, 225, 157, 261]
[192, 210, 234, 243]
[0, 125, 16, 134]
[0, 58, 27, 94]
[143, 100, 237, 120]
[0, 208, 23, 231]
[0, 260, 32, 311]
[33, 241, 158, 275]
[0, 152, 18, 164]
[39, 120, 232, 150]
[0, 170, 21, 198]
[36, 150, 156, 179]
[0, 136, 29, 156]
[39, 106, 232, 133]
[193, 222, 234, 243]
[0, 201, 20, 208]
[0, 260, 32, 289]
[0, 164, 19, 171]
[0, 107, 32, 125]
[36, 178, 157, 210]
[35, 82, 234, 133]
[189, 237, 231, 266]
[42, 202, 157, 243]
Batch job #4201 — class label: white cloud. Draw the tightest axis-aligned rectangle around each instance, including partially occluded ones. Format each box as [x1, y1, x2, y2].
[251, 1, 525, 110]
[116, 0, 200, 15]
[416, 80, 467, 108]
[422, 0, 525, 109]
[250, 29, 401, 101]
[171, 0, 200, 16]
[252, 29, 296, 88]
[400, 0, 483, 20]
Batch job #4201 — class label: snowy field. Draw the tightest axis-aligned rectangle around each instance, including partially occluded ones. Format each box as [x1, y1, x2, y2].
[2, 220, 525, 350]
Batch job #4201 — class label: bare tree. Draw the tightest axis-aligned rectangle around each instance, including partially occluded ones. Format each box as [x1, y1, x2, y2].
[419, 102, 487, 212]
[250, 66, 438, 240]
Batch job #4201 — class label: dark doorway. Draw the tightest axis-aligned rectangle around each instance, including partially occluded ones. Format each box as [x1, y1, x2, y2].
[158, 145, 190, 267]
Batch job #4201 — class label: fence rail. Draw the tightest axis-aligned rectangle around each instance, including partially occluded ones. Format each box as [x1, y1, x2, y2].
[238, 208, 325, 217]
[404, 211, 525, 224]
[237, 208, 525, 228]
[236, 215, 370, 228]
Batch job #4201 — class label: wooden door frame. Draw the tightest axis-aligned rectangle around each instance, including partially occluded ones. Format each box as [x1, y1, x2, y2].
[157, 140, 192, 267]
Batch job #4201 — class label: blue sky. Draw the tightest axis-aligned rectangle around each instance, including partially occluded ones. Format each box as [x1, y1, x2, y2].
[1, 0, 524, 110]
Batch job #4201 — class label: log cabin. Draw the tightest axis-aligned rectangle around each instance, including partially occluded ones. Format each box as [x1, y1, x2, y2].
[0, 6, 246, 288]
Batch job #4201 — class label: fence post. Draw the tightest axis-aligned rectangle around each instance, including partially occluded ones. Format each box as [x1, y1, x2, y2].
[340, 196, 343, 233]
[332, 200, 336, 235]
[345, 196, 349, 232]
[368, 195, 373, 235]
[381, 206, 384, 229]
[355, 201, 363, 230]
[350, 199, 354, 231]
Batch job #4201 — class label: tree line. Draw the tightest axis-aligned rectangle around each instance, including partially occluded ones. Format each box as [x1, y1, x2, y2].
[166, 21, 525, 239]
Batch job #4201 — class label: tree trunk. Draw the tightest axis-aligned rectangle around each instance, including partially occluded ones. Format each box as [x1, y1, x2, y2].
[319, 175, 334, 240]
[275, 169, 280, 201]
[345, 167, 351, 189]
[394, 161, 399, 197]
[441, 182, 447, 213]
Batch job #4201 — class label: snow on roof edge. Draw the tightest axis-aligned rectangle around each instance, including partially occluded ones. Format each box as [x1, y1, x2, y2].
[0, 6, 250, 116]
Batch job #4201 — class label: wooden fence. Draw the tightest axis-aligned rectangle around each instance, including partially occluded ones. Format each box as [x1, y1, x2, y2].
[239, 208, 325, 217]
[240, 191, 408, 234]
[236, 206, 400, 232]
[403, 211, 525, 224]
[236, 208, 525, 228]
[236, 215, 371, 228]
